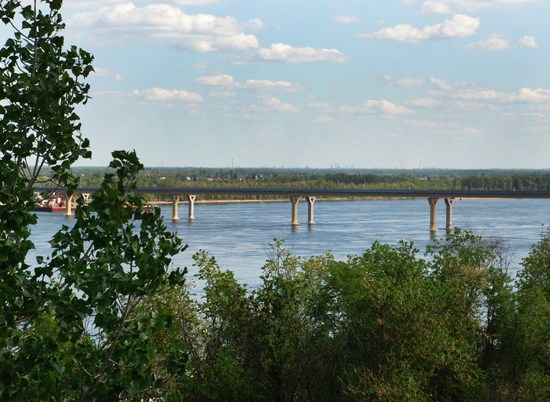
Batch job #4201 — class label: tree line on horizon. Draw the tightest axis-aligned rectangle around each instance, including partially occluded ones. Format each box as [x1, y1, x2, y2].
[43, 166, 550, 193]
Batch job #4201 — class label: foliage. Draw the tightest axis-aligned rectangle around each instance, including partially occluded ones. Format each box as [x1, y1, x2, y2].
[0, 1, 186, 400]
[510, 231, 550, 401]
[148, 230, 549, 401]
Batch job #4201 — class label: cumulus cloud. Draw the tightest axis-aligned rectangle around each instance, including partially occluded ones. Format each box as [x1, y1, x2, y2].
[421, 1, 451, 14]
[429, 76, 456, 90]
[409, 97, 444, 107]
[242, 80, 300, 92]
[196, 74, 236, 87]
[342, 100, 410, 114]
[334, 15, 360, 24]
[465, 34, 538, 50]
[441, 87, 550, 103]
[465, 34, 513, 50]
[243, 18, 265, 31]
[93, 67, 124, 81]
[256, 43, 349, 63]
[250, 97, 299, 113]
[69, 2, 259, 52]
[133, 88, 203, 102]
[196, 74, 300, 92]
[359, 14, 479, 43]
[518, 35, 538, 48]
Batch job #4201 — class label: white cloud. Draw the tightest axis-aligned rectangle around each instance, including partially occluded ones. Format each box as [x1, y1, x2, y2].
[465, 34, 538, 50]
[257, 43, 349, 63]
[452, 87, 550, 103]
[196, 74, 236, 87]
[242, 80, 300, 92]
[421, 1, 451, 14]
[360, 14, 479, 43]
[70, 2, 259, 52]
[429, 76, 455, 90]
[518, 35, 538, 48]
[251, 97, 299, 113]
[342, 100, 410, 114]
[93, 67, 123, 81]
[305, 102, 333, 112]
[196, 74, 300, 92]
[409, 97, 444, 107]
[133, 88, 203, 102]
[334, 15, 360, 24]
[243, 18, 265, 31]
[465, 34, 513, 50]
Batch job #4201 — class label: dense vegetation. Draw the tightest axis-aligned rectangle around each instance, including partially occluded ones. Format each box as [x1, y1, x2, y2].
[68, 166, 550, 193]
[1, 1, 548, 400]
[148, 230, 549, 401]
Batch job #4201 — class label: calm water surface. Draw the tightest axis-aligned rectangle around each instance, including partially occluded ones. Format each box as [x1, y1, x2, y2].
[30, 198, 549, 286]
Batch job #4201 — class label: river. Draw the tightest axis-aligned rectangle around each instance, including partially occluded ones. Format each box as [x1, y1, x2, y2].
[29, 198, 548, 286]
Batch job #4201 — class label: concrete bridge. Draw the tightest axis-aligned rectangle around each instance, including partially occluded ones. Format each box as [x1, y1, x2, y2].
[34, 186, 550, 232]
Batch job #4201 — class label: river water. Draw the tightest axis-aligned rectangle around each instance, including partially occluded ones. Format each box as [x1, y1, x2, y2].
[29, 198, 548, 286]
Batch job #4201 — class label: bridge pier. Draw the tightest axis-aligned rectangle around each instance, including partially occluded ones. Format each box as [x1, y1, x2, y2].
[172, 196, 180, 221]
[428, 197, 438, 232]
[307, 196, 316, 225]
[187, 195, 196, 221]
[444, 198, 454, 232]
[65, 194, 74, 216]
[291, 196, 300, 226]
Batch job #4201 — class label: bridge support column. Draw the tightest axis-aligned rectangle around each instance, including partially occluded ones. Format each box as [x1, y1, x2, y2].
[187, 195, 196, 221]
[65, 194, 74, 216]
[291, 196, 300, 226]
[172, 196, 180, 221]
[307, 196, 316, 225]
[444, 198, 454, 232]
[428, 197, 439, 232]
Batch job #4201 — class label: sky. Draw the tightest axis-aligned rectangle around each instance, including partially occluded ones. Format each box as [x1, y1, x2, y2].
[42, 1, 550, 168]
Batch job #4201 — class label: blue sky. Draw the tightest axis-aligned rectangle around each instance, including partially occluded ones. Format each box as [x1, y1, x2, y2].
[54, 0, 550, 168]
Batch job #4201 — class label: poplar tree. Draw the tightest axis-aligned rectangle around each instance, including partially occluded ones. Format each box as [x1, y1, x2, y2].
[0, 1, 186, 399]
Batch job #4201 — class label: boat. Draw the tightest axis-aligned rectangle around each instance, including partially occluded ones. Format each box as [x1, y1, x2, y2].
[32, 203, 76, 213]
[31, 192, 76, 213]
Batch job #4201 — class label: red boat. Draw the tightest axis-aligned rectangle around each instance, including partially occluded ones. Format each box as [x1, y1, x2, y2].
[32, 204, 76, 213]
[31, 192, 76, 213]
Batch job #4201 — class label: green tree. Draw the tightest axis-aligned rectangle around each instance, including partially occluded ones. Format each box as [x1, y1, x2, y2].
[178, 244, 341, 401]
[0, 1, 186, 399]
[510, 229, 550, 401]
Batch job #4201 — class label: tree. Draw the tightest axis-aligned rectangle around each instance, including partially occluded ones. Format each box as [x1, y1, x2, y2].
[0, 1, 186, 399]
[510, 229, 550, 401]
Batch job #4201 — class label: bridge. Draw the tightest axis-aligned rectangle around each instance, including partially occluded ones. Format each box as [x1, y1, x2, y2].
[34, 186, 550, 232]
